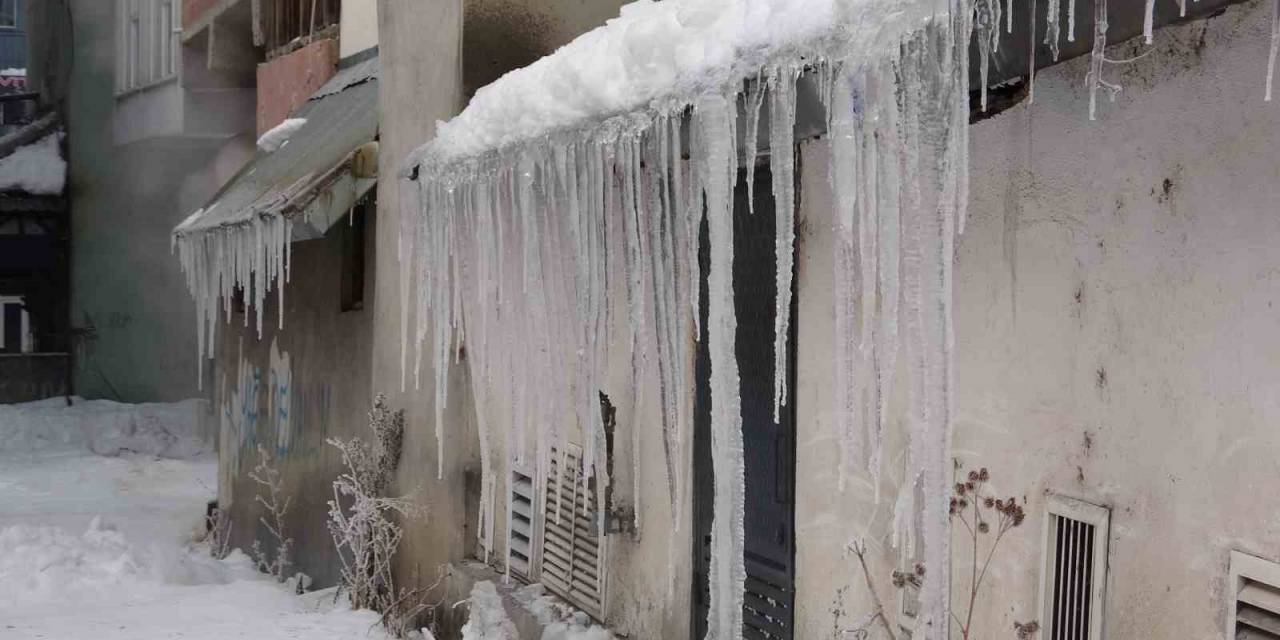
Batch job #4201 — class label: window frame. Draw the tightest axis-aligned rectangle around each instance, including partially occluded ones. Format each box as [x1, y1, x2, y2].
[115, 0, 181, 97]
[0, 0, 19, 30]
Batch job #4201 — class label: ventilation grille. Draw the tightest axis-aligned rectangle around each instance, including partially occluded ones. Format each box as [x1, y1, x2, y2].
[508, 469, 535, 578]
[1040, 496, 1108, 640]
[1231, 552, 1280, 639]
[540, 446, 604, 620]
[1049, 515, 1096, 640]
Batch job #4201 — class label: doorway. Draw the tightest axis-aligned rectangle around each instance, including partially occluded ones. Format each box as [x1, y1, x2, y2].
[692, 165, 797, 639]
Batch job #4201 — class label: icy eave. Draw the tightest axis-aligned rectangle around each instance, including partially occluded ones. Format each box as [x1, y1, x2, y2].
[403, 0, 949, 180]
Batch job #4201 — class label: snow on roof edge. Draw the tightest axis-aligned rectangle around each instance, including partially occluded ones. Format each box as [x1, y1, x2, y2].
[405, 0, 948, 179]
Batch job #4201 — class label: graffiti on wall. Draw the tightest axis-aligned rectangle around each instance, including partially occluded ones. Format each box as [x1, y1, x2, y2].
[268, 338, 292, 457]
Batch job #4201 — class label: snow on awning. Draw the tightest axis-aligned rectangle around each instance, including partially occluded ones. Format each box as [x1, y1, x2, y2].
[400, 2, 972, 638]
[173, 57, 379, 380]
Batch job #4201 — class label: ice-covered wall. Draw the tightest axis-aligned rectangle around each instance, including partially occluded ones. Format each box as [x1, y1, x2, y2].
[796, 0, 1280, 637]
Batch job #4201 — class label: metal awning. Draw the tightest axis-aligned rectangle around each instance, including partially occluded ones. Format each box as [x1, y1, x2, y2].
[174, 55, 378, 243]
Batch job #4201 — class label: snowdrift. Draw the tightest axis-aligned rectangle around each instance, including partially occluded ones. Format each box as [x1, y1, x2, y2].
[0, 397, 213, 458]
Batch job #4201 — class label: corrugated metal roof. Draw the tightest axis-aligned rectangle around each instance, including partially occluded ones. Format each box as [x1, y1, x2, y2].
[174, 58, 378, 241]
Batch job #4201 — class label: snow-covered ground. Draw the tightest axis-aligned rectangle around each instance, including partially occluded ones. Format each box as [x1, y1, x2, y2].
[0, 397, 392, 640]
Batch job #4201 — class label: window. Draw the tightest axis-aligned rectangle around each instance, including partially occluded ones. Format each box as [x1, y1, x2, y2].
[0, 295, 31, 353]
[0, 0, 17, 29]
[116, 0, 180, 95]
[1228, 551, 1280, 639]
[1038, 495, 1110, 640]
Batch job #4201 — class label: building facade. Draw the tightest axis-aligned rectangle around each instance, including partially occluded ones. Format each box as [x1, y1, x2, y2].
[182, 0, 1280, 639]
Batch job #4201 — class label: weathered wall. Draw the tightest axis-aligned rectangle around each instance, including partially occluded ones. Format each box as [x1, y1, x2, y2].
[61, 0, 254, 404]
[215, 216, 376, 587]
[460, 0, 625, 98]
[374, 0, 472, 631]
[339, 0, 378, 58]
[795, 1, 1280, 638]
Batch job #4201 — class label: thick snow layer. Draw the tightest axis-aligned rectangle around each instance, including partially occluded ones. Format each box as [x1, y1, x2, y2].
[0, 67, 25, 76]
[0, 399, 395, 640]
[409, 0, 946, 166]
[0, 396, 211, 458]
[257, 117, 308, 152]
[0, 131, 65, 195]
[461, 580, 519, 640]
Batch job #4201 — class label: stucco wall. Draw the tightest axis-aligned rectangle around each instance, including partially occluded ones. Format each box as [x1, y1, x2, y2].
[795, 1, 1280, 638]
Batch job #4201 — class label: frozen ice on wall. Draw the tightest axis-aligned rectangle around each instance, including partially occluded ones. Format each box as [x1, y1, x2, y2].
[400, 0, 972, 637]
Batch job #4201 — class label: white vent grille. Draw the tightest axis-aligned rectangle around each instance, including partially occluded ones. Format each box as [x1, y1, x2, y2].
[1229, 551, 1280, 639]
[540, 445, 605, 620]
[507, 469, 535, 578]
[1038, 495, 1109, 640]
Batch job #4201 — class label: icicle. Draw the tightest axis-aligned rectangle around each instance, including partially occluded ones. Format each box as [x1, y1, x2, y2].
[1045, 0, 1062, 62]
[770, 65, 798, 424]
[694, 93, 745, 640]
[1143, 0, 1156, 44]
[1006, 0, 1014, 32]
[1088, 0, 1109, 120]
[1068, 0, 1077, 41]
[1268, 0, 1280, 101]
[741, 80, 766, 213]
[1029, 0, 1038, 102]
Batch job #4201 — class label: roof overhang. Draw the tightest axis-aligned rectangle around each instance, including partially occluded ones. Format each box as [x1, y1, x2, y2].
[173, 56, 379, 243]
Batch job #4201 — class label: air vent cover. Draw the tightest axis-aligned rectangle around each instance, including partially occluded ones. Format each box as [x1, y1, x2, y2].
[507, 468, 535, 578]
[1230, 551, 1280, 639]
[540, 445, 605, 620]
[1038, 495, 1109, 640]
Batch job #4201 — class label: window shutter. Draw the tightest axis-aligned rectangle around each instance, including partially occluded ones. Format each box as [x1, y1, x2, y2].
[539, 445, 605, 620]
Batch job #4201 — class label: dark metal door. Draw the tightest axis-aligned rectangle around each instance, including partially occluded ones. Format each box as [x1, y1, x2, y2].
[693, 165, 797, 639]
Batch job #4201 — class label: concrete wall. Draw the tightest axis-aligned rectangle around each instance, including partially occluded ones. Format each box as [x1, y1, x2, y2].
[339, 0, 378, 58]
[373, 0, 471, 631]
[215, 215, 376, 587]
[59, 0, 255, 403]
[795, 1, 1280, 638]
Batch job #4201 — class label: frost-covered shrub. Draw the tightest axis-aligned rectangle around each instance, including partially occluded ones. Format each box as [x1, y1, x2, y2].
[248, 444, 293, 582]
[205, 503, 233, 560]
[327, 394, 428, 637]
